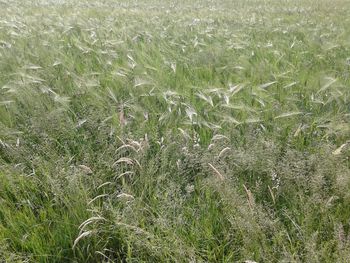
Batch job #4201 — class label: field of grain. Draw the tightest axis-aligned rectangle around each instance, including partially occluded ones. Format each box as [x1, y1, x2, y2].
[0, 0, 350, 262]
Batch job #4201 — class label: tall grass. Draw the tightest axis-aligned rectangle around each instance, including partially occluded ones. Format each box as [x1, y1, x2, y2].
[0, 0, 350, 262]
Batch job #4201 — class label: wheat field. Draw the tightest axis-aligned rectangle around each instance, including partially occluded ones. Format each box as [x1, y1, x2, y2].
[0, 0, 350, 262]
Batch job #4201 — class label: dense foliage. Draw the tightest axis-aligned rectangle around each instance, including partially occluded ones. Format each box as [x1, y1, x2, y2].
[0, 0, 349, 262]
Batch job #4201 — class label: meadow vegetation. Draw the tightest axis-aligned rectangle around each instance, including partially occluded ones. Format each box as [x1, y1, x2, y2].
[0, 0, 350, 262]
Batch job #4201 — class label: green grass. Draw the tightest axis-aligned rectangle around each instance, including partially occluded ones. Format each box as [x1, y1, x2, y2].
[0, 0, 350, 262]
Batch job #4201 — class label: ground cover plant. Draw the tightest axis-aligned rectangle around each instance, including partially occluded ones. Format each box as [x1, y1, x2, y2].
[0, 0, 350, 262]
